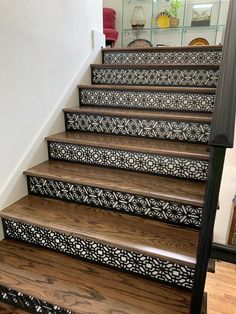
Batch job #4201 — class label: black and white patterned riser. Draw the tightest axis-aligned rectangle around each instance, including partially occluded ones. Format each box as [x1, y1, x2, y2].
[65, 112, 211, 144]
[102, 48, 222, 65]
[48, 141, 209, 181]
[79, 87, 216, 113]
[2, 219, 195, 290]
[27, 176, 203, 228]
[91, 65, 219, 87]
[0, 285, 73, 314]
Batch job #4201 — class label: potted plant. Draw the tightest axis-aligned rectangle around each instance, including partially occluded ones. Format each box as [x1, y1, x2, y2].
[167, 0, 181, 27]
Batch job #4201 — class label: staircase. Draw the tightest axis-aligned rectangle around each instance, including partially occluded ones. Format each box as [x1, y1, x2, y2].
[0, 45, 225, 313]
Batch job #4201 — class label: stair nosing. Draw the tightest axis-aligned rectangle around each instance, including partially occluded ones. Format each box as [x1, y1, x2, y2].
[0, 196, 197, 267]
[78, 84, 217, 94]
[91, 63, 220, 69]
[46, 132, 210, 160]
[63, 106, 212, 123]
[102, 45, 222, 52]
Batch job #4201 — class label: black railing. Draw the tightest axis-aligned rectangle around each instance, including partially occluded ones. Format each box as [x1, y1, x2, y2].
[190, 0, 236, 313]
[211, 242, 236, 264]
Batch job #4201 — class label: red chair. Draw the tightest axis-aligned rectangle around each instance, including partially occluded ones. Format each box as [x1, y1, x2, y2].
[103, 8, 119, 48]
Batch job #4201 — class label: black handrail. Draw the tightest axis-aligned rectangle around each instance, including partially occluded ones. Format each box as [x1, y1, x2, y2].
[209, 0, 236, 147]
[190, 0, 236, 312]
[211, 242, 236, 264]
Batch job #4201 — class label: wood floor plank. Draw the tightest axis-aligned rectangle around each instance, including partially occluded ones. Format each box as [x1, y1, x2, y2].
[0, 240, 192, 314]
[64, 106, 212, 123]
[24, 160, 205, 207]
[206, 261, 236, 314]
[46, 132, 210, 160]
[1, 195, 198, 266]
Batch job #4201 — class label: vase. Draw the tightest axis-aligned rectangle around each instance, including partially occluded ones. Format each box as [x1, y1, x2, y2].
[130, 6, 146, 29]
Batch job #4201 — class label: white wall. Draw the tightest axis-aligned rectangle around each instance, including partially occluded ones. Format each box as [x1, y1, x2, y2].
[0, 0, 104, 239]
[214, 124, 236, 243]
[103, 0, 122, 47]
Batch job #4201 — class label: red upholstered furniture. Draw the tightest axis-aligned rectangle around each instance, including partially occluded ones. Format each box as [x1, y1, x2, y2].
[103, 8, 119, 47]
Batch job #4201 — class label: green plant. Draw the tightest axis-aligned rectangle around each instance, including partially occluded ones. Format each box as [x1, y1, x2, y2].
[167, 0, 181, 18]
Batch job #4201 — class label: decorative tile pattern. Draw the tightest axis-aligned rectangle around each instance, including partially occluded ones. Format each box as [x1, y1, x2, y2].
[103, 50, 222, 65]
[65, 113, 211, 143]
[27, 176, 203, 228]
[80, 88, 216, 112]
[0, 285, 73, 314]
[92, 67, 219, 87]
[3, 219, 195, 289]
[48, 142, 209, 181]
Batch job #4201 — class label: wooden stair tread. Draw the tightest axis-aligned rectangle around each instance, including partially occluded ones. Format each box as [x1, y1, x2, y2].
[46, 131, 210, 160]
[0, 302, 27, 314]
[102, 45, 222, 52]
[79, 84, 216, 94]
[64, 106, 212, 123]
[0, 240, 192, 314]
[24, 160, 205, 207]
[1, 195, 198, 266]
[91, 64, 219, 69]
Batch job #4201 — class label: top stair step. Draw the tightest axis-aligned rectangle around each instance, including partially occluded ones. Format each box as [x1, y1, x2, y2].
[102, 45, 222, 65]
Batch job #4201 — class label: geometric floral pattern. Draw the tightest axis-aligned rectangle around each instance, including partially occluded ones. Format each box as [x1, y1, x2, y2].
[103, 49, 222, 65]
[3, 219, 195, 289]
[48, 141, 209, 181]
[27, 176, 203, 228]
[0, 285, 73, 314]
[80, 87, 216, 112]
[92, 67, 219, 87]
[65, 113, 211, 143]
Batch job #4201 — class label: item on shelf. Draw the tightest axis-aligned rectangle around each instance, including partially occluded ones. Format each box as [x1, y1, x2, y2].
[191, 4, 212, 27]
[166, 0, 181, 27]
[127, 39, 152, 48]
[131, 6, 146, 29]
[188, 37, 209, 46]
[155, 11, 171, 28]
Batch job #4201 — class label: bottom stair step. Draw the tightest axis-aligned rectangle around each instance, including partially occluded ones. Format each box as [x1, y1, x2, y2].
[0, 302, 27, 314]
[0, 239, 192, 314]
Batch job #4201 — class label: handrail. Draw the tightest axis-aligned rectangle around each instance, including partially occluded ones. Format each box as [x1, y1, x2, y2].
[211, 242, 236, 264]
[190, 0, 236, 312]
[209, 0, 236, 147]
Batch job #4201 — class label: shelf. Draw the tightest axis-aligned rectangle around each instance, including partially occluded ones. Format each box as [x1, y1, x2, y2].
[122, 0, 229, 47]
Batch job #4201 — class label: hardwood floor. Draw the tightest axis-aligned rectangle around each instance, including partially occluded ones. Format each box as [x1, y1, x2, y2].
[206, 261, 236, 314]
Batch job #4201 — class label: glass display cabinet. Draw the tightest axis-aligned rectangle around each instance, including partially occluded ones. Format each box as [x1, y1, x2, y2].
[122, 0, 229, 47]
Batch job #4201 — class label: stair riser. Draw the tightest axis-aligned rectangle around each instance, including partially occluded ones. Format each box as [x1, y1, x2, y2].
[2, 219, 195, 290]
[0, 285, 73, 314]
[91, 66, 219, 87]
[79, 88, 216, 112]
[26, 176, 202, 228]
[48, 141, 209, 181]
[65, 112, 211, 144]
[102, 49, 222, 65]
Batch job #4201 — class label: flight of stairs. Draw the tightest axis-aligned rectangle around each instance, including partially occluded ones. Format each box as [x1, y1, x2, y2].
[0, 45, 222, 314]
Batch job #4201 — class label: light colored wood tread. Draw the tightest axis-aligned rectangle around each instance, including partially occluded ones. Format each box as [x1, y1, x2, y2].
[78, 84, 216, 94]
[102, 45, 222, 52]
[1, 195, 198, 266]
[46, 132, 210, 160]
[64, 106, 212, 123]
[0, 240, 192, 314]
[0, 302, 27, 314]
[91, 63, 219, 69]
[24, 160, 205, 207]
